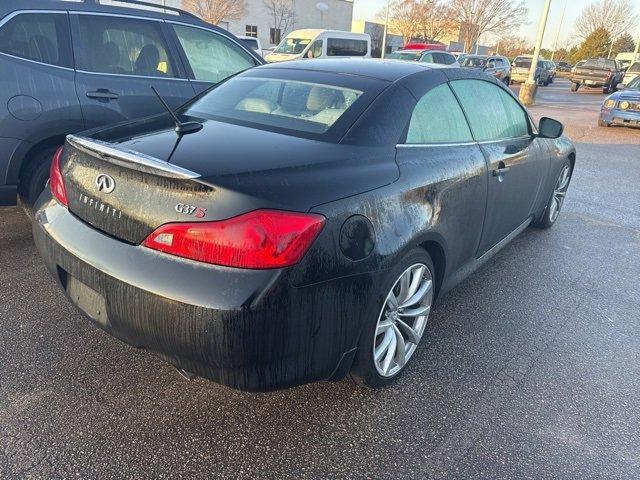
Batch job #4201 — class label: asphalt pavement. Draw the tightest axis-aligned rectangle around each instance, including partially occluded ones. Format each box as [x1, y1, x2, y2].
[1, 79, 640, 479]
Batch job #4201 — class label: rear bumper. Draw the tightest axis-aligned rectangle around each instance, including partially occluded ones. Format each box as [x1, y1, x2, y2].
[571, 76, 608, 87]
[33, 196, 372, 391]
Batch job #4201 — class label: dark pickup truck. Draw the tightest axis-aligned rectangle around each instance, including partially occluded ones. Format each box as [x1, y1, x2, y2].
[570, 58, 624, 94]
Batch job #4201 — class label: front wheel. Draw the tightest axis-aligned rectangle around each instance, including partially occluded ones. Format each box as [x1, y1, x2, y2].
[571, 82, 579, 92]
[350, 249, 435, 388]
[533, 162, 572, 229]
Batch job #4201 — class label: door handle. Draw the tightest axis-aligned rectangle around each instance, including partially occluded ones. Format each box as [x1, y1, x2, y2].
[86, 90, 119, 100]
[492, 161, 510, 176]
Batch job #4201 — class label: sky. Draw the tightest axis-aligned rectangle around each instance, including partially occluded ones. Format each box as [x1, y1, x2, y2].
[352, 0, 640, 50]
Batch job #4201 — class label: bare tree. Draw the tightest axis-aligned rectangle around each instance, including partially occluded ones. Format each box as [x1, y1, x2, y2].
[449, 0, 528, 53]
[183, 0, 246, 25]
[491, 34, 531, 58]
[264, 0, 295, 44]
[575, 0, 638, 41]
[414, 0, 457, 43]
[385, 0, 422, 44]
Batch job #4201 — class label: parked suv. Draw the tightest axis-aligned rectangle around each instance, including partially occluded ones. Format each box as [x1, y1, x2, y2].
[0, 0, 263, 208]
[511, 55, 553, 86]
[460, 55, 511, 84]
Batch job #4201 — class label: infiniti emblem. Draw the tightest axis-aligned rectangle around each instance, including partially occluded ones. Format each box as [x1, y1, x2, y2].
[95, 174, 115, 194]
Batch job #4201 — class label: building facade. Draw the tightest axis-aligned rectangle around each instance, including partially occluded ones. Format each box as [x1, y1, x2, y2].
[152, 0, 354, 52]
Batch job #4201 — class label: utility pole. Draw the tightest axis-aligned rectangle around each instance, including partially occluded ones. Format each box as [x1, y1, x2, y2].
[520, 0, 552, 106]
[634, 33, 640, 62]
[381, 0, 391, 59]
[551, 0, 567, 61]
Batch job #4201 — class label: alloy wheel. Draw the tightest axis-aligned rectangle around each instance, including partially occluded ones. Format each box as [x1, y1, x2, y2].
[549, 164, 571, 223]
[373, 263, 433, 377]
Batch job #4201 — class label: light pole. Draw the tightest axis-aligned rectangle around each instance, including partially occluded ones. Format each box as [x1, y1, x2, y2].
[551, 0, 567, 62]
[381, 0, 391, 59]
[520, 0, 552, 106]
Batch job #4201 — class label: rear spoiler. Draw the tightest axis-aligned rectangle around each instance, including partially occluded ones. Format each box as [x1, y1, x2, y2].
[66, 135, 200, 180]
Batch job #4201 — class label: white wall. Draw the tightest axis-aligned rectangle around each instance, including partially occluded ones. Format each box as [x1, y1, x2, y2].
[144, 0, 353, 51]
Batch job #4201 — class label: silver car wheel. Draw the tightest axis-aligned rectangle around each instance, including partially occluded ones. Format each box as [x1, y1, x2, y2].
[549, 164, 571, 223]
[373, 263, 433, 378]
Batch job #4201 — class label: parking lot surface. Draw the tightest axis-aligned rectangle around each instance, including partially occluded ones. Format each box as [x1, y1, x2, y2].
[1, 79, 640, 479]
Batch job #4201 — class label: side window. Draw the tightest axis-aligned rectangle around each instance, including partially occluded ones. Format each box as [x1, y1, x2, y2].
[486, 59, 495, 68]
[406, 83, 473, 144]
[450, 79, 530, 141]
[173, 24, 255, 83]
[326, 38, 367, 57]
[74, 15, 176, 77]
[432, 52, 444, 64]
[0, 12, 72, 67]
[421, 52, 434, 63]
[443, 53, 456, 65]
[308, 39, 323, 58]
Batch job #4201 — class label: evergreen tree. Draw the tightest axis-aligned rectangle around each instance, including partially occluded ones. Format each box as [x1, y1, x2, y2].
[572, 28, 611, 64]
[611, 34, 635, 57]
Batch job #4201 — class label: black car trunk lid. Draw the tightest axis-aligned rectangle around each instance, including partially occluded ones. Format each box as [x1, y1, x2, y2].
[62, 136, 214, 245]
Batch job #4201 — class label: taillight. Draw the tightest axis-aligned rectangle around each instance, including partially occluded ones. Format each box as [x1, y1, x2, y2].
[49, 146, 68, 207]
[142, 209, 326, 269]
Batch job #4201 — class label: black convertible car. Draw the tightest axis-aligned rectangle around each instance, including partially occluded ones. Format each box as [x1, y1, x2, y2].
[33, 59, 575, 391]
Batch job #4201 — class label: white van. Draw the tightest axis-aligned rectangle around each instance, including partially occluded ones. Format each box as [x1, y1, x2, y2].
[265, 29, 371, 63]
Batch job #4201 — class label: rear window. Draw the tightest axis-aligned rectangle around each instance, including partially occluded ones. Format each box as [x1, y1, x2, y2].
[185, 76, 363, 135]
[514, 58, 532, 68]
[0, 12, 72, 67]
[583, 58, 616, 70]
[327, 38, 368, 57]
[240, 38, 258, 50]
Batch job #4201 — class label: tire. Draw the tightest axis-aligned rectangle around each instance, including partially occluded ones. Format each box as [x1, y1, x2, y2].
[598, 117, 609, 127]
[570, 82, 579, 92]
[17, 148, 57, 215]
[504, 77, 510, 86]
[543, 80, 549, 86]
[603, 85, 610, 95]
[533, 161, 572, 229]
[350, 248, 435, 388]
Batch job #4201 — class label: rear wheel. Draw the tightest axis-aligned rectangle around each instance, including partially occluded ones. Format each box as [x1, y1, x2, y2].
[571, 82, 579, 92]
[603, 85, 610, 94]
[350, 249, 435, 388]
[17, 148, 57, 215]
[504, 77, 511, 86]
[533, 162, 572, 229]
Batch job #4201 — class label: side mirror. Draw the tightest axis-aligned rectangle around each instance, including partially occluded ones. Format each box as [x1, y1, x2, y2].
[538, 117, 563, 139]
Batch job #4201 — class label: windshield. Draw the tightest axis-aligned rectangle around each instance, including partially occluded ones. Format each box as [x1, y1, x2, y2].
[627, 76, 640, 90]
[461, 56, 486, 67]
[387, 51, 421, 61]
[273, 38, 311, 54]
[184, 77, 363, 135]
